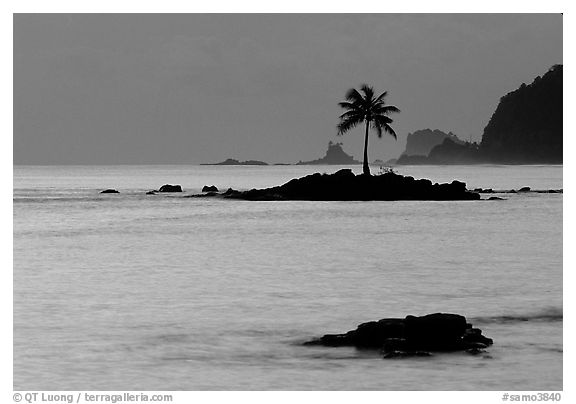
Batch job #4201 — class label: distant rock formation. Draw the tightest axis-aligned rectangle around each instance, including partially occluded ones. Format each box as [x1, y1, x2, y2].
[427, 138, 483, 164]
[191, 168, 480, 201]
[100, 189, 119, 194]
[202, 158, 268, 166]
[297, 141, 361, 165]
[397, 65, 562, 165]
[403, 129, 464, 157]
[480, 64, 562, 163]
[396, 130, 470, 165]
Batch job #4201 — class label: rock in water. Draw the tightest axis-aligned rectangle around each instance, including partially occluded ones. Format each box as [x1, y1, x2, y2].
[198, 170, 480, 201]
[403, 313, 467, 350]
[202, 185, 219, 192]
[100, 189, 119, 194]
[158, 184, 182, 193]
[304, 312, 493, 357]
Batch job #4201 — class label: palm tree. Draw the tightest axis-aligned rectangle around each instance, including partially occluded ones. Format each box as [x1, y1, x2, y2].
[337, 84, 400, 175]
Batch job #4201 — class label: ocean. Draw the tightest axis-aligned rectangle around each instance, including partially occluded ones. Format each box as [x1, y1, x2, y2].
[13, 164, 563, 390]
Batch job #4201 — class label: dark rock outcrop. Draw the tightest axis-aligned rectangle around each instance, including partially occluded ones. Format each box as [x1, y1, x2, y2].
[146, 190, 157, 195]
[481, 64, 562, 164]
[304, 313, 493, 357]
[297, 141, 361, 165]
[194, 169, 479, 201]
[158, 184, 182, 193]
[202, 185, 219, 192]
[100, 189, 119, 194]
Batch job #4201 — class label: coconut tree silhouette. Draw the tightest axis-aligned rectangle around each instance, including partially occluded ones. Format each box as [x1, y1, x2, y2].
[337, 85, 400, 175]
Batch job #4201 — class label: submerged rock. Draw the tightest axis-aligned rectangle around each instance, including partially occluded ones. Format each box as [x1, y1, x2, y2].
[488, 196, 505, 201]
[304, 312, 493, 358]
[100, 189, 119, 194]
[158, 184, 182, 193]
[146, 190, 157, 195]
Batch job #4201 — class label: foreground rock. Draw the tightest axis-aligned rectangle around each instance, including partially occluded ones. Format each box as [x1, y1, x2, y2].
[304, 313, 493, 358]
[158, 184, 182, 193]
[192, 169, 480, 201]
[100, 189, 119, 194]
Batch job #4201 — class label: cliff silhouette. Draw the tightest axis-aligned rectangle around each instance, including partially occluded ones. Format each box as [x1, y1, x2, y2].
[480, 64, 562, 163]
[297, 141, 361, 165]
[396, 65, 562, 165]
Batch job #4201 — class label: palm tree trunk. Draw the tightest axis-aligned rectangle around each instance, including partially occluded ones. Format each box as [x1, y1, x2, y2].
[363, 120, 371, 175]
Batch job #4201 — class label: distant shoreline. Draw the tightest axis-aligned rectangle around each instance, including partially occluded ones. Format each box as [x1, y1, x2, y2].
[12, 163, 565, 167]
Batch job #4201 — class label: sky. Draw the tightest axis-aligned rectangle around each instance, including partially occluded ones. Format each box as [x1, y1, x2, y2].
[13, 13, 562, 165]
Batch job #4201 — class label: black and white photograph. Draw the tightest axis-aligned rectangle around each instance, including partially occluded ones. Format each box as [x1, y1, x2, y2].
[10, 6, 566, 398]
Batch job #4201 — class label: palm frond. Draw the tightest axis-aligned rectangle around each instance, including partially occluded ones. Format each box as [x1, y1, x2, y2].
[384, 124, 397, 139]
[344, 88, 365, 104]
[372, 115, 397, 139]
[373, 115, 393, 125]
[374, 91, 388, 103]
[337, 115, 364, 136]
[338, 101, 361, 111]
[339, 109, 364, 119]
[373, 104, 400, 114]
[360, 84, 375, 102]
[372, 121, 383, 138]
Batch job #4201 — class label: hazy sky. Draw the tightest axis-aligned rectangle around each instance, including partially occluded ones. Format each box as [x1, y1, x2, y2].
[13, 14, 562, 165]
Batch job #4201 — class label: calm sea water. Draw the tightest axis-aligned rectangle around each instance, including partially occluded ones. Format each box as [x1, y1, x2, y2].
[13, 164, 563, 390]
